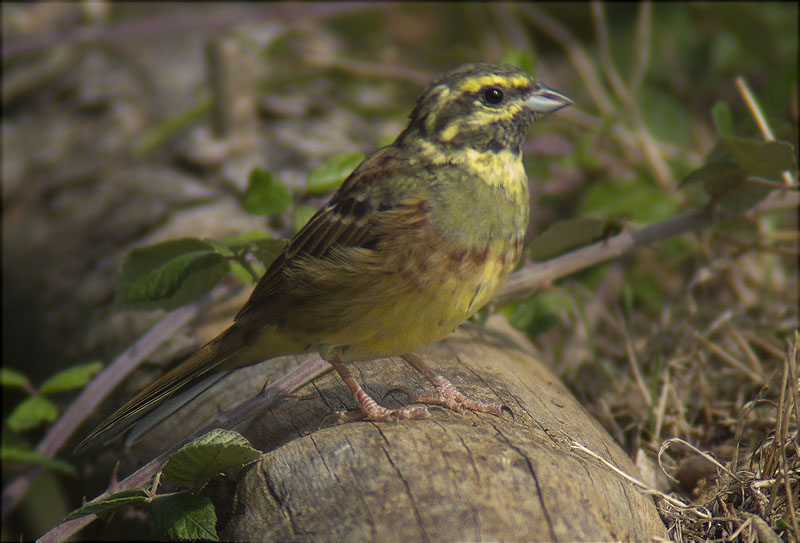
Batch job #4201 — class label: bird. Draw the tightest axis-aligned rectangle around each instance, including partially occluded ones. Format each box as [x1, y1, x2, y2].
[75, 63, 571, 452]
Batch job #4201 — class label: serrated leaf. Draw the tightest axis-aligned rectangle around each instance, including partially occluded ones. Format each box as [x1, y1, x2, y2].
[243, 168, 291, 216]
[1, 446, 76, 475]
[529, 217, 608, 262]
[689, 160, 767, 214]
[292, 205, 318, 234]
[252, 238, 289, 269]
[1, 368, 30, 390]
[722, 136, 795, 181]
[680, 161, 743, 191]
[684, 137, 796, 214]
[7, 396, 59, 432]
[716, 181, 774, 214]
[39, 361, 103, 395]
[704, 140, 734, 165]
[151, 494, 218, 541]
[306, 151, 364, 195]
[161, 429, 260, 487]
[711, 101, 733, 137]
[68, 488, 150, 519]
[115, 239, 229, 311]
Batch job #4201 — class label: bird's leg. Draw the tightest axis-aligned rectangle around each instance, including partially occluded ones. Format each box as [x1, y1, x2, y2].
[399, 353, 507, 417]
[327, 356, 430, 422]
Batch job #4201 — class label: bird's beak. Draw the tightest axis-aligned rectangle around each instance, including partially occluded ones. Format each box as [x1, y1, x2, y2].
[525, 84, 572, 114]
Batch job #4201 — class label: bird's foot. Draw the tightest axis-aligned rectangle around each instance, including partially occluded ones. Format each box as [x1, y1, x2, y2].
[328, 355, 430, 423]
[336, 401, 430, 423]
[399, 354, 511, 417]
[395, 376, 508, 416]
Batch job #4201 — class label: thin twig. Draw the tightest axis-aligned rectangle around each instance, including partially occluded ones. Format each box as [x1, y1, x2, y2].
[629, 2, 652, 95]
[491, 3, 532, 53]
[658, 437, 740, 482]
[736, 76, 795, 186]
[691, 330, 764, 384]
[624, 327, 653, 408]
[572, 440, 712, 514]
[591, 2, 628, 103]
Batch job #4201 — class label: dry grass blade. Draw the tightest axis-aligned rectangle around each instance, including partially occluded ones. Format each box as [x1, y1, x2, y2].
[655, 334, 799, 541]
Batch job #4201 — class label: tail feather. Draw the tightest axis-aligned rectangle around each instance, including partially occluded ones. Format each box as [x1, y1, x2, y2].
[74, 334, 235, 453]
[124, 370, 233, 447]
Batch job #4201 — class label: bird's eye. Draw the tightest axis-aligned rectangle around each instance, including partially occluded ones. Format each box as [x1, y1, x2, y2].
[483, 87, 504, 105]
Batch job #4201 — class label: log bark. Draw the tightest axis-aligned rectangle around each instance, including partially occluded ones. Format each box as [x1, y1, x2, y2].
[210, 317, 666, 542]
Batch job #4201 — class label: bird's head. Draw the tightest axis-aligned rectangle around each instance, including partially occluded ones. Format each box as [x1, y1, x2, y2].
[398, 63, 571, 154]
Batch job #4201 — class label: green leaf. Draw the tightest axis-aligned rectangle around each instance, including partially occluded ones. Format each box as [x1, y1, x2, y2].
[722, 136, 795, 181]
[306, 151, 364, 195]
[0, 368, 31, 390]
[161, 429, 260, 487]
[681, 161, 743, 192]
[6, 396, 59, 432]
[217, 231, 271, 246]
[151, 494, 218, 541]
[684, 137, 796, 214]
[716, 179, 773, 214]
[683, 160, 769, 213]
[243, 168, 291, 216]
[501, 49, 536, 75]
[529, 218, 608, 262]
[227, 260, 257, 285]
[115, 239, 229, 311]
[252, 238, 289, 269]
[68, 488, 150, 519]
[39, 362, 103, 395]
[508, 291, 574, 337]
[292, 205, 318, 234]
[1, 446, 76, 475]
[579, 179, 678, 223]
[711, 101, 734, 137]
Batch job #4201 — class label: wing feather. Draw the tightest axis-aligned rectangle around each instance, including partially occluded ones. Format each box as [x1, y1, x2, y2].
[235, 146, 420, 322]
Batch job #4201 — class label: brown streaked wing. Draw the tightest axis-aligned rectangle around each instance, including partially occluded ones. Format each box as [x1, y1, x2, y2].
[235, 146, 409, 322]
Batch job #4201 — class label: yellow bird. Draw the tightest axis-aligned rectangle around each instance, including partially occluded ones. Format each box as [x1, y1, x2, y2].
[76, 63, 570, 452]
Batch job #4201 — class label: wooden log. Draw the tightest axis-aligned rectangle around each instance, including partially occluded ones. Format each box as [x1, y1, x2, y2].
[198, 317, 668, 542]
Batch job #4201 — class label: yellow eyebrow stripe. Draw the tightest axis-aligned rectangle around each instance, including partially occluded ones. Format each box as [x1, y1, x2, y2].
[458, 74, 531, 93]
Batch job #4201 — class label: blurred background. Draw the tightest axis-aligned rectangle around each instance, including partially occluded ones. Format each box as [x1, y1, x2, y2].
[2, 2, 797, 540]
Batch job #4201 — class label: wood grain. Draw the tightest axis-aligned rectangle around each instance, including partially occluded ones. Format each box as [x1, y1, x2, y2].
[209, 317, 666, 542]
